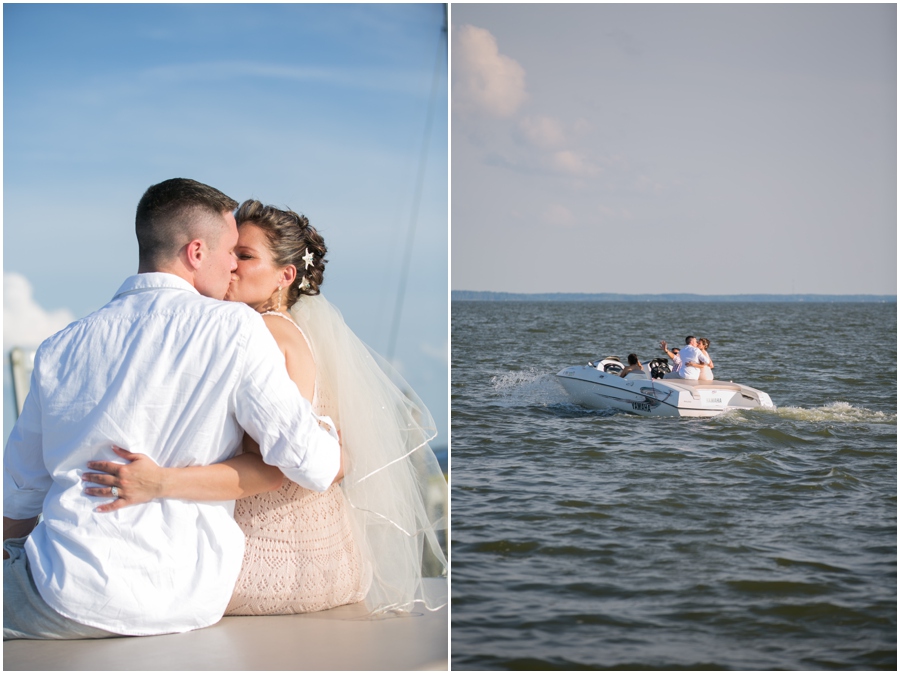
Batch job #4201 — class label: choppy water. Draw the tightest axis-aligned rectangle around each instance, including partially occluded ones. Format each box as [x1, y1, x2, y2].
[451, 301, 896, 670]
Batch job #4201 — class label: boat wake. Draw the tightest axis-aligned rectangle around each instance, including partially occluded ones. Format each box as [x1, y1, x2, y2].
[766, 402, 896, 424]
[490, 369, 573, 408]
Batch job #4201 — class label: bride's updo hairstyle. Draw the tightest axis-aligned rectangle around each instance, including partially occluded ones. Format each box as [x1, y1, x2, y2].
[235, 199, 327, 307]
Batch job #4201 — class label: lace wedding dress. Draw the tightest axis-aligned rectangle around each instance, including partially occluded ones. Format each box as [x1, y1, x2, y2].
[225, 296, 446, 615]
[226, 321, 369, 613]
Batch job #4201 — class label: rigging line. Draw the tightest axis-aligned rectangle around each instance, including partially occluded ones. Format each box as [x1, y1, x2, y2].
[386, 11, 447, 363]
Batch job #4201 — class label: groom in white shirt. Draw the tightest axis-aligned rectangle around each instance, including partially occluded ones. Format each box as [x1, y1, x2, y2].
[672, 335, 710, 380]
[3, 178, 341, 639]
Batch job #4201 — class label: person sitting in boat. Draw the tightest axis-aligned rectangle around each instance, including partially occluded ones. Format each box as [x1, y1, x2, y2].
[619, 354, 644, 378]
[666, 336, 710, 380]
[697, 337, 714, 381]
[659, 340, 681, 369]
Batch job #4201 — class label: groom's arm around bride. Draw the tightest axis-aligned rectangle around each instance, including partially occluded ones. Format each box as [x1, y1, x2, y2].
[3, 178, 341, 641]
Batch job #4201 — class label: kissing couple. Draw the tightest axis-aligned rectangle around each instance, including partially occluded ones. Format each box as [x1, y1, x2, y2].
[4, 178, 447, 639]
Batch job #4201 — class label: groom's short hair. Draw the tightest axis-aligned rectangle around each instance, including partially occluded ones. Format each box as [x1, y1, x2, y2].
[136, 178, 238, 268]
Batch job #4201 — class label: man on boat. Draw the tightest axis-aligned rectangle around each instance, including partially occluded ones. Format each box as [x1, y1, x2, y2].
[619, 354, 644, 378]
[659, 340, 681, 369]
[667, 336, 710, 380]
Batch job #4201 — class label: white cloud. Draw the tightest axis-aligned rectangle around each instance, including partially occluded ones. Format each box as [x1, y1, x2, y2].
[519, 115, 565, 149]
[551, 150, 597, 177]
[139, 61, 422, 95]
[4, 272, 76, 350]
[543, 203, 575, 228]
[453, 24, 527, 118]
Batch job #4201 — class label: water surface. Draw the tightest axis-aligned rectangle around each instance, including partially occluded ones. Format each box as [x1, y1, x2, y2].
[451, 301, 896, 670]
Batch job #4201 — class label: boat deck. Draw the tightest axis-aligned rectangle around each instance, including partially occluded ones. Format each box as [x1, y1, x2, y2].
[3, 579, 448, 671]
[658, 377, 745, 391]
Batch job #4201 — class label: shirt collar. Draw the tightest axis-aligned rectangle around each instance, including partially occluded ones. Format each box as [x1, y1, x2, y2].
[113, 273, 201, 300]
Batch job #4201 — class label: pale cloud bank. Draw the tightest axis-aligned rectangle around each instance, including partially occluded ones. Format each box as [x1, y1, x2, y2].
[455, 25, 601, 181]
[551, 150, 597, 177]
[141, 61, 423, 95]
[453, 24, 527, 118]
[4, 272, 76, 350]
[519, 115, 566, 150]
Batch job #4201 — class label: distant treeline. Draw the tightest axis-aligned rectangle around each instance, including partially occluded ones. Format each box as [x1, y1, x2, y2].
[452, 291, 896, 303]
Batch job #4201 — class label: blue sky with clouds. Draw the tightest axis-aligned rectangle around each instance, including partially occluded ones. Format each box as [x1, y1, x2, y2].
[451, 4, 895, 296]
[3, 3, 448, 443]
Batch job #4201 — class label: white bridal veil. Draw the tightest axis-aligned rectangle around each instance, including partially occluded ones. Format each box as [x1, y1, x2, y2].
[290, 294, 448, 614]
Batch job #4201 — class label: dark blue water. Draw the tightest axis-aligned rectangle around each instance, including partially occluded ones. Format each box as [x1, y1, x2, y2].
[451, 302, 896, 670]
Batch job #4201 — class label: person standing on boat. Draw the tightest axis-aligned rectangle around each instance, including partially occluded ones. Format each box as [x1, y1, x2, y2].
[670, 336, 710, 380]
[659, 341, 681, 370]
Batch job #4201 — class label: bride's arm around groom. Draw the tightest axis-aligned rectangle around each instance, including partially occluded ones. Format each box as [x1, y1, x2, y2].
[3, 178, 341, 641]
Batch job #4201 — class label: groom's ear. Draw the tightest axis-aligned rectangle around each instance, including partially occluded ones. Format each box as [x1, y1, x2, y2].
[184, 239, 204, 271]
[280, 264, 297, 287]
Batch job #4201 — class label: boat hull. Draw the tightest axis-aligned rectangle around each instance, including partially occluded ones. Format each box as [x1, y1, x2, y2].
[556, 365, 774, 418]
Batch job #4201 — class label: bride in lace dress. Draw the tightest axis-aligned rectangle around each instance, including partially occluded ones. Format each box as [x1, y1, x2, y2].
[84, 200, 447, 616]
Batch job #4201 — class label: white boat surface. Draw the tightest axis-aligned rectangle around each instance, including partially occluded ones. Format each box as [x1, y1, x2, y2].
[3, 579, 448, 671]
[556, 357, 774, 418]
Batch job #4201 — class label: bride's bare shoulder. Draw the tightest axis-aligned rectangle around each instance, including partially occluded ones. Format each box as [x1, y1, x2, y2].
[261, 314, 307, 351]
[261, 313, 316, 396]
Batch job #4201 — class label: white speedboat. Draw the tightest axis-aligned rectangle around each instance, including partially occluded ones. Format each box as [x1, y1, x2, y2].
[556, 357, 775, 418]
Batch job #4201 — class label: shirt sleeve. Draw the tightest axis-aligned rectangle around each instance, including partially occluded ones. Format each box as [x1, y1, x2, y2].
[232, 314, 341, 492]
[3, 366, 51, 519]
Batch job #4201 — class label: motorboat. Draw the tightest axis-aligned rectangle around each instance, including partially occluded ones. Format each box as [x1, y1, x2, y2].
[556, 356, 775, 418]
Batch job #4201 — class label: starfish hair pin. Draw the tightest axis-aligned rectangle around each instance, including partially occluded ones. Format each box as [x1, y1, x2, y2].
[298, 276, 311, 291]
[302, 247, 315, 270]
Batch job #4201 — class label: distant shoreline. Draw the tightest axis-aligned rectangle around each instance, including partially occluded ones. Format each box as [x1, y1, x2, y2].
[452, 291, 896, 303]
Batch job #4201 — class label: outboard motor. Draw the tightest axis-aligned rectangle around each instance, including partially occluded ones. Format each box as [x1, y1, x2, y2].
[648, 357, 671, 380]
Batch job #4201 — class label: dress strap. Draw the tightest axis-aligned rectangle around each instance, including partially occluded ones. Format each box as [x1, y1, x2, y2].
[260, 311, 316, 403]
[260, 311, 310, 345]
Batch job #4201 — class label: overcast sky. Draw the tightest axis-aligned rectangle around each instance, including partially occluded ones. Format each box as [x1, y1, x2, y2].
[451, 3, 896, 296]
[3, 3, 448, 443]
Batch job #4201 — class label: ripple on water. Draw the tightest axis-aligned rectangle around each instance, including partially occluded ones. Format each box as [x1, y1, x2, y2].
[452, 302, 897, 670]
[468, 539, 542, 555]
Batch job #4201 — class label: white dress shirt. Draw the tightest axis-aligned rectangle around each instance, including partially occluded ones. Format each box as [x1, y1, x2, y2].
[675, 344, 710, 380]
[3, 273, 340, 635]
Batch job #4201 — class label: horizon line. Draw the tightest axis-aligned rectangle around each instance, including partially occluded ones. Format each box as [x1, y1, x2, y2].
[452, 290, 897, 302]
[452, 290, 896, 296]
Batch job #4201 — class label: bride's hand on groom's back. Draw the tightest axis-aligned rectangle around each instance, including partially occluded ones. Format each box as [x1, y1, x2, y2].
[82, 446, 165, 513]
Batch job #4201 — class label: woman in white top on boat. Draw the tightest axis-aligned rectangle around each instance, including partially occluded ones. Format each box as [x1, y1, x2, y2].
[697, 337, 714, 380]
[82, 200, 447, 616]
